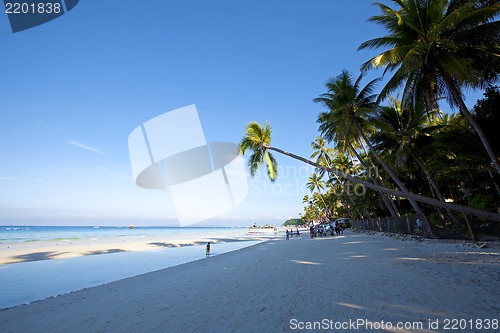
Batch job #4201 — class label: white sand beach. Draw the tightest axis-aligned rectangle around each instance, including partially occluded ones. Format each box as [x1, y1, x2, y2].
[0, 230, 498, 333]
[0, 240, 266, 310]
[0, 232, 273, 265]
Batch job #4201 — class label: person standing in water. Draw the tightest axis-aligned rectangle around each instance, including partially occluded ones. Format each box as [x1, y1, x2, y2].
[206, 242, 211, 257]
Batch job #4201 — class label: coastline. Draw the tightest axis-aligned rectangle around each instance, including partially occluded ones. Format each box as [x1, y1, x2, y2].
[0, 239, 267, 310]
[0, 227, 281, 309]
[0, 230, 498, 333]
[0, 227, 274, 265]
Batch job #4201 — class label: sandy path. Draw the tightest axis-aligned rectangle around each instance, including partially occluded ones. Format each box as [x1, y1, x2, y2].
[0, 230, 498, 333]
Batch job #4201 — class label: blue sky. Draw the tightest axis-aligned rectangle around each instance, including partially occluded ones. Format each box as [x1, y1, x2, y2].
[0, 1, 485, 226]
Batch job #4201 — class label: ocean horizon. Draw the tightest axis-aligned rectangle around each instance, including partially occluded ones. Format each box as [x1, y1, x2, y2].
[0, 225, 250, 244]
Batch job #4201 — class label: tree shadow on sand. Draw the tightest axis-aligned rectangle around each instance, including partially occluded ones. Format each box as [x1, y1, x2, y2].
[148, 237, 275, 249]
[148, 241, 206, 248]
[85, 249, 127, 256]
[5, 251, 69, 264]
[211, 237, 272, 242]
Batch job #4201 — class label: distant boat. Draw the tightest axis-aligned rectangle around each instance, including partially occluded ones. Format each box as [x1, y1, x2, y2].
[129, 225, 135, 229]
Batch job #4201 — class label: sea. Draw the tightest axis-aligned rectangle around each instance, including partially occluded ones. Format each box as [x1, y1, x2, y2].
[0, 225, 249, 244]
[0, 225, 267, 309]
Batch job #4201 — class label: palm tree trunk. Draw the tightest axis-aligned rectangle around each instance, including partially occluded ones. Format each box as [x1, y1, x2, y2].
[341, 180, 367, 219]
[487, 170, 500, 198]
[347, 148, 392, 217]
[351, 118, 433, 235]
[328, 172, 362, 219]
[347, 140, 400, 218]
[424, 175, 447, 221]
[317, 193, 328, 211]
[337, 196, 351, 216]
[264, 145, 500, 222]
[409, 149, 464, 230]
[353, 203, 366, 219]
[359, 142, 402, 217]
[463, 214, 478, 242]
[440, 72, 500, 175]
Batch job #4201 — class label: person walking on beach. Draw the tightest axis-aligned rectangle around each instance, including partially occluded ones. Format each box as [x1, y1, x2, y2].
[205, 242, 211, 257]
[285, 229, 290, 240]
[415, 218, 423, 235]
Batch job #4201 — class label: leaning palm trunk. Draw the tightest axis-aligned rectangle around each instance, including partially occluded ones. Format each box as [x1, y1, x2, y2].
[339, 196, 353, 217]
[321, 152, 368, 219]
[327, 181, 354, 217]
[346, 140, 400, 218]
[339, 179, 367, 219]
[487, 170, 500, 198]
[349, 197, 367, 219]
[328, 172, 363, 219]
[356, 140, 402, 217]
[440, 71, 500, 176]
[409, 150, 468, 236]
[351, 119, 433, 236]
[339, 154, 369, 219]
[342, 196, 358, 218]
[317, 193, 328, 212]
[263, 145, 500, 222]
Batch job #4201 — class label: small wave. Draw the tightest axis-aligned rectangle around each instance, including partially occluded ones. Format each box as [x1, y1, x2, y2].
[45, 238, 81, 242]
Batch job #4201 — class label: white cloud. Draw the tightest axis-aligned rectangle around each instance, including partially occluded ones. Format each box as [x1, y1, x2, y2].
[0, 176, 18, 181]
[0, 177, 45, 183]
[63, 139, 106, 155]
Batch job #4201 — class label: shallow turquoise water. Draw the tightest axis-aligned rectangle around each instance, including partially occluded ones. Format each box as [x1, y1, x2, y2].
[0, 226, 247, 243]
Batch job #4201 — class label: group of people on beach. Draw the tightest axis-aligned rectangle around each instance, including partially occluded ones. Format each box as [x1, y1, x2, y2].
[285, 228, 300, 240]
[309, 221, 344, 238]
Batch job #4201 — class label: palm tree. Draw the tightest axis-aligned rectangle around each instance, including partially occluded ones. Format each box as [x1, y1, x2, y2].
[371, 101, 465, 231]
[310, 137, 334, 178]
[372, 103, 442, 198]
[315, 72, 401, 218]
[306, 172, 326, 194]
[310, 137, 356, 216]
[329, 154, 368, 218]
[323, 187, 348, 218]
[345, 137, 402, 218]
[314, 69, 431, 233]
[306, 173, 328, 210]
[312, 192, 328, 218]
[359, 0, 500, 174]
[238, 121, 278, 181]
[239, 121, 500, 222]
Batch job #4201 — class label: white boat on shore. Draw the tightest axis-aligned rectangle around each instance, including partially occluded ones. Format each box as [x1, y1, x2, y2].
[248, 227, 277, 234]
